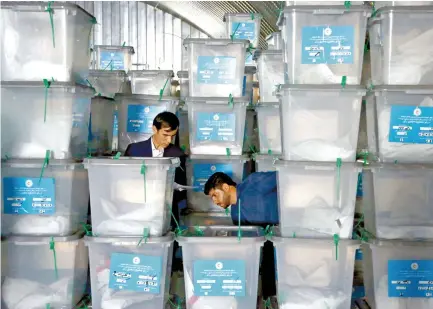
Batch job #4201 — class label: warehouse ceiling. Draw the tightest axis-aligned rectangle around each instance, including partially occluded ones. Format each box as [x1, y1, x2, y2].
[146, 1, 284, 49]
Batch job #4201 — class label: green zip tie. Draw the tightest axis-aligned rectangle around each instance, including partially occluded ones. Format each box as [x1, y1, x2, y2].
[225, 207, 230, 216]
[140, 163, 146, 175]
[237, 198, 242, 242]
[137, 227, 149, 247]
[371, 2, 377, 18]
[267, 149, 272, 155]
[45, 1, 55, 48]
[336, 158, 342, 202]
[43, 79, 52, 123]
[38, 150, 51, 185]
[228, 94, 234, 108]
[180, 145, 186, 152]
[230, 23, 241, 41]
[103, 60, 113, 71]
[122, 41, 126, 47]
[226, 148, 231, 156]
[264, 225, 274, 241]
[344, 1, 351, 9]
[333, 234, 340, 261]
[85, 79, 97, 94]
[194, 226, 204, 236]
[46, 304, 50, 309]
[168, 298, 182, 309]
[159, 78, 170, 100]
[263, 298, 272, 309]
[363, 152, 368, 166]
[4, 155, 9, 160]
[113, 152, 121, 159]
[90, 17, 97, 24]
[341, 76, 347, 88]
[292, 231, 296, 238]
[82, 223, 93, 236]
[250, 13, 255, 20]
[49, 236, 59, 280]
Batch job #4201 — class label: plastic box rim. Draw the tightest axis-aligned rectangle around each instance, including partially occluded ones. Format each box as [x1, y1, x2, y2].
[274, 160, 362, 171]
[177, 71, 188, 78]
[278, 84, 367, 93]
[128, 70, 174, 78]
[254, 154, 281, 162]
[1, 2, 95, 19]
[183, 38, 249, 48]
[83, 157, 180, 167]
[176, 226, 265, 244]
[253, 49, 283, 60]
[88, 70, 128, 78]
[371, 5, 433, 17]
[2, 231, 85, 243]
[187, 154, 249, 161]
[364, 239, 433, 247]
[114, 93, 179, 102]
[265, 32, 281, 41]
[367, 85, 433, 95]
[185, 96, 249, 104]
[1, 81, 95, 95]
[366, 162, 433, 171]
[2, 159, 85, 169]
[273, 235, 360, 247]
[84, 233, 174, 245]
[255, 102, 279, 107]
[223, 12, 263, 20]
[93, 45, 135, 54]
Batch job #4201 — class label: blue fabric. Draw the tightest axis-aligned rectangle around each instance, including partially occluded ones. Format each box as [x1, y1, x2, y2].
[231, 171, 279, 226]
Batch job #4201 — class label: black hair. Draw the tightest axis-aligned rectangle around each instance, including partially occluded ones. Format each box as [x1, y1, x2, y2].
[204, 172, 237, 195]
[153, 111, 179, 131]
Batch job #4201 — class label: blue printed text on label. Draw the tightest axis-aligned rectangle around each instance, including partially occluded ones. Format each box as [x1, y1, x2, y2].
[388, 260, 433, 298]
[127, 105, 166, 133]
[232, 22, 256, 41]
[3, 177, 56, 215]
[193, 259, 246, 296]
[192, 163, 234, 192]
[301, 25, 354, 64]
[109, 253, 162, 293]
[197, 56, 237, 85]
[389, 106, 433, 144]
[100, 51, 125, 70]
[196, 112, 236, 142]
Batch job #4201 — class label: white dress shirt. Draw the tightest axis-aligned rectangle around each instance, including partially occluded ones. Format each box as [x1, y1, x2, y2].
[151, 137, 164, 157]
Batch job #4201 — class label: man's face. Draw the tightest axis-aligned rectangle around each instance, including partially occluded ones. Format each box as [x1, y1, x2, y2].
[152, 126, 178, 149]
[208, 185, 232, 209]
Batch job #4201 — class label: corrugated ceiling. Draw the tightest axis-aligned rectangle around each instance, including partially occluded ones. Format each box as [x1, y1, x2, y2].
[146, 1, 285, 49]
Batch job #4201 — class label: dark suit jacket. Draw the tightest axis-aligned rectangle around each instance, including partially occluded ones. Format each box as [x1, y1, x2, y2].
[124, 138, 187, 228]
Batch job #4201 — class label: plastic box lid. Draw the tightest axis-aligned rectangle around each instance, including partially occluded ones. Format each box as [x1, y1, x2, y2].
[1, 2, 94, 19]
[114, 93, 179, 103]
[177, 226, 265, 244]
[223, 13, 263, 21]
[366, 162, 433, 172]
[84, 233, 174, 246]
[188, 154, 249, 161]
[255, 102, 279, 108]
[93, 45, 135, 54]
[365, 239, 433, 247]
[368, 85, 433, 96]
[183, 38, 249, 48]
[177, 71, 188, 78]
[277, 84, 367, 95]
[1, 81, 95, 95]
[185, 96, 249, 105]
[88, 70, 128, 78]
[84, 157, 180, 167]
[2, 159, 85, 169]
[370, 5, 433, 19]
[2, 231, 84, 244]
[253, 49, 282, 60]
[253, 154, 281, 162]
[274, 160, 362, 172]
[128, 70, 174, 78]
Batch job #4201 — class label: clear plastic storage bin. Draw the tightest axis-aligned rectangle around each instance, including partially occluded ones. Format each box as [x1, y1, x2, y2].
[177, 226, 265, 309]
[266, 32, 282, 50]
[89, 96, 115, 155]
[275, 160, 361, 238]
[178, 71, 189, 100]
[186, 97, 248, 155]
[278, 85, 365, 162]
[128, 70, 174, 96]
[87, 70, 131, 98]
[363, 164, 433, 240]
[1, 159, 89, 236]
[85, 234, 174, 309]
[186, 155, 247, 212]
[255, 50, 284, 102]
[224, 13, 262, 48]
[93, 45, 135, 71]
[115, 94, 179, 152]
[1, 233, 88, 309]
[1, 2, 94, 83]
[1, 82, 93, 160]
[254, 154, 279, 172]
[180, 210, 234, 227]
[369, 6, 433, 85]
[363, 241, 433, 309]
[366, 86, 433, 163]
[278, 5, 370, 84]
[184, 38, 248, 97]
[256, 103, 282, 154]
[274, 234, 359, 309]
[84, 157, 179, 237]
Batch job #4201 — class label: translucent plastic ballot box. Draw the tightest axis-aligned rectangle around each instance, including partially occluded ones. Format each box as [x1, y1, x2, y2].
[186, 97, 248, 156]
[255, 103, 282, 155]
[180, 211, 234, 227]
[369, 6, 433, 85]
[275, 160, 361, 238]
[87, 70, 131, 98]
[254, 50, 284, 103]
[254, 154, 279, 172]
[184, 38, 249, 98]
[115, 93, 179, 152]
[85, 233, 174, 309]
[362, 241, 433, 309]
[273, 234, 359, 309]
[266, 32, 282, 51]
[1, 2, 95, 83]
[1, 233, 89, 309]
[223, 13, 262, 48]
[277, 85, 366, 162]
[84, 157, 179, 237]
[186, 155, 248, 212]
[128, 70, 174, 96]
[177, 226, 265, 309]
[2, 159, 89, 236]
[89, 96, 115, 156]
[1, 82, 93, 160]
[178, 71, 189, 100]
[277, 5, 371, 84]
[363, 164, 433, 240]
[366, 86, 433, 163]
[92, 45, 135, 71]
